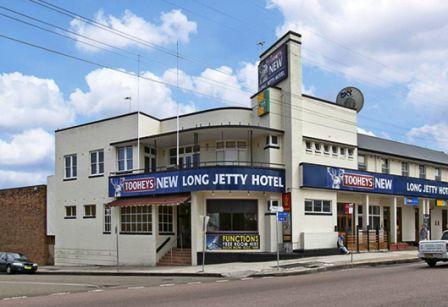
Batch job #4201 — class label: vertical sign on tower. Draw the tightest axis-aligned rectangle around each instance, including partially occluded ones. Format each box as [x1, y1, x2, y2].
[258, 43, 288, 91]
[257, 89, 270, 116]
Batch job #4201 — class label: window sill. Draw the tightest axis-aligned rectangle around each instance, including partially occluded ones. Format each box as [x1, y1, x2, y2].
[103, 232, 111, 235]
[305, 212, 332, 216]
[264, 145, 280, 150]
[63, 178, 77, 182]
[89, 174, 104, 178]
[83, 216, 96, 219]
[64, 216, 76, 219]
[119, 232, 152, 235]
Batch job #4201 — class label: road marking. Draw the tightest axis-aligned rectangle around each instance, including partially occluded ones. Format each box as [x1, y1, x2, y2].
[0, 281, 98, 288]
[241, 277, 253, 281]
[187, 281, 202, 285]
[88, 289, 104, 293]
[51, 292, 70, 296]
[160, 283, 175, 287]
[127, 286, 144, 290]
[216, 280, 229, 283]
[3, 296, 27, 300]
[262, 276, 274, 279]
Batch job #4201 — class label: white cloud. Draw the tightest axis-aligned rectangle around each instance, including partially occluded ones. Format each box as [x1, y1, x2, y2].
[0, 72, 74, 131]
[70, 9, 197, 52]
[0, 129, 54, 166]
[268, 0, 448, 111]
[357, 127, 375, 136]
[0, 170, 47, 189]
[69, 68, 195, 118]
[407, 123, 448, 149]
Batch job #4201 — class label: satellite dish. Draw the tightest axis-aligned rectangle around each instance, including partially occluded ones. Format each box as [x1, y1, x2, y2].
[336, 87, 364, 112]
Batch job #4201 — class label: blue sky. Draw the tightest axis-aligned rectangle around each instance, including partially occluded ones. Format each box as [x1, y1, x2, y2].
[1, 0, 448, 188]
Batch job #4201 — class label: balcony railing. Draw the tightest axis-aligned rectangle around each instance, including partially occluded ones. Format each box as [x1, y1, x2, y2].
[110, 160, 285, 176]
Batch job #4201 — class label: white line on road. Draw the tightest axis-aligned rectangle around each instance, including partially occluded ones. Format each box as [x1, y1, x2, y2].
[262, 276, 274, 279]
[187, 281, 202, 285]
[216, 280, 229, 283]
[88, 289, 104, 293]
[51, 292, 70, 296]
[3, 296, 27, 300]
[0, 281, 99, 288]
[160, 283, 176, 287]
[241, 278, 253, 281]
[127, 286, 144, 290]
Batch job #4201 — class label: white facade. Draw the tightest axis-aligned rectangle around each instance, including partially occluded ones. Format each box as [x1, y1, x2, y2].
[49, 31, 448, 266]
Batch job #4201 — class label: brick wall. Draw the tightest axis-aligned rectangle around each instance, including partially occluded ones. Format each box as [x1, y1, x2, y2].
[0, 185, 50, 265]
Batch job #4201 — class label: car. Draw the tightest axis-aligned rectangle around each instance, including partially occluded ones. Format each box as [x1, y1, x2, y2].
[0, 252, 38, 274]
[418, 230, 448, 267]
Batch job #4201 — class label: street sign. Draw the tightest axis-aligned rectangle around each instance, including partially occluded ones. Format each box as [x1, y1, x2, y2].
[277, 212, 289, 222]
[269, 200, 284, 213]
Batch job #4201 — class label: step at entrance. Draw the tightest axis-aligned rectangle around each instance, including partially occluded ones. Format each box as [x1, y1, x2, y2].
[157, 248, 192, 266]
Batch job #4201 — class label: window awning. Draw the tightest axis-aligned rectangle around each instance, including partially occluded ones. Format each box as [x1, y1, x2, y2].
[107, 194, 190, 207]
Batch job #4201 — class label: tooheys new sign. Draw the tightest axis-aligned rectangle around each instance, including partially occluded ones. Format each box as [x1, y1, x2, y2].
[109, 166, 285, 197]
[301, 163, 448, 200]
[258, 43, 288, 91]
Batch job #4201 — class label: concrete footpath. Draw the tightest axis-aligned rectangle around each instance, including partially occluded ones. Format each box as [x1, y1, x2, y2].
[38, 250, 420, 278]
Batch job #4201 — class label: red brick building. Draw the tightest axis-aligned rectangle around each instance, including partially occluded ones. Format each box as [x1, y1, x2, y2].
[0, 185, 53, 265]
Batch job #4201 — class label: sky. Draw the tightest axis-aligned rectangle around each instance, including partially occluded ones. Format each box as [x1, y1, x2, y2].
[1, 0, 448, 188]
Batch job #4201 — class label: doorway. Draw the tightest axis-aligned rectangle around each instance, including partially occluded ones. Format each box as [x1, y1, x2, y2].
[397, 207, 402, 242]
[177, 202, 191, 248]
[337, 203, 354, 234]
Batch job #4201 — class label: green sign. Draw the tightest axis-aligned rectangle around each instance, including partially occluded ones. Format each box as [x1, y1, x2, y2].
[257, 89, 270, 116]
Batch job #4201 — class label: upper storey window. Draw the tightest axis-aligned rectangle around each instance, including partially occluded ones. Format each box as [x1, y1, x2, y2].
[64, 154, 77, 179]
[117, 146, 133, 172]
[358, 154, 367, 171]
[435, 167, 442, 181]
[419, 164, 426, 179]
[401, 162, 409, 177]
[216, 140, 247, 164]
[381, 158, 389, 174]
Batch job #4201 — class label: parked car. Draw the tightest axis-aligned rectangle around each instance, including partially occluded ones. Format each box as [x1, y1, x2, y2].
[418, 230, 448, 267]
[0, 252, 38, 274]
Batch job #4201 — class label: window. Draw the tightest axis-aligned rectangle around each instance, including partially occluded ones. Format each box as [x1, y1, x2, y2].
[331, 146, 338, 157]
[207, 199, 257, 232]
[120, 206, 152, 234]
[402, 162, 409, 177]
[90, 150, 104, 176]
[117, 146, 133, 172]
[144, 146, 157, 173]
[104, 205, 111, 234]
[314, 143, 322, 154]
[305, 199, 332, 215]
[65, 206, 76, 219]
[84, 205, 96, 218]
[357, 205, 363, 228]
[215, 140, 246, 165]
[170, 145, 200, 168]
[369, 206, 381, 230]
[348, 148, 354, 159]
[435, 167, 442, 181]
[305, 141, 312, 153]
[340, 147, 346, 158]
[381, 158, 389, 174]
[419, 164, 426, 179]
[358, 154, 367, 171]
[323, 144, 330, 156]
[266, 135, 279, 147]
[64, 154, 77, 179]
[158, 206, 173, 234]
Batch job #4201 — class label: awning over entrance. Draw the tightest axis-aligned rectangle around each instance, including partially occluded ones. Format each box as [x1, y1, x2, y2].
[108, 193, 190, 207]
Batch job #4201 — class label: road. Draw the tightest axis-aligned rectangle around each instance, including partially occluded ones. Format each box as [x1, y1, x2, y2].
[0, 262, 447, 306]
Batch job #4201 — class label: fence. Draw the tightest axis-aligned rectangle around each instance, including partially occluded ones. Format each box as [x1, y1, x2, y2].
[346, 226, 390, 252]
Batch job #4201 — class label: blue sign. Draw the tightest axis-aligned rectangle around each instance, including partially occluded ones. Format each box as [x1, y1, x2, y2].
[258, 43, 288, 91]
[301, 163, 448, 200]
[109, 166, 285, 197]
[404, 197, 419, 206]
[277, 212, 289, 222]
[206, 233, 260, 250]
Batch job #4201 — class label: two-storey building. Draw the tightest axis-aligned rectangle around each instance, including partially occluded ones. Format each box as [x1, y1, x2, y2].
[48, 31, 448, 266]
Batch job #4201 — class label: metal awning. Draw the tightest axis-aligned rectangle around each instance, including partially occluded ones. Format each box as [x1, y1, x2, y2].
[108, 193, 191, 207]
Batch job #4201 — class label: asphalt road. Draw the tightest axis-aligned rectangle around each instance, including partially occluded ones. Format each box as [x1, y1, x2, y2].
[1, 262, 447, 306]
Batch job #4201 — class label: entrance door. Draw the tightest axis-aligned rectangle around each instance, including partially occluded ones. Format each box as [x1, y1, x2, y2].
[337, 203, 353, 234]
[383, 207, 390, 233]
[177, 202, 191, 248]
[443, 209, 447, 232]
[397, 207, 402, 242]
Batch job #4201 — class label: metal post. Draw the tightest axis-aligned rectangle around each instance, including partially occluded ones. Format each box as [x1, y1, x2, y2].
[376, 226, 380, 251]
[115, 226, 119, 270]
[276, 212, 280, 270]
[202, 228, 206, 272]
[356, 225, 360, 253]
[367, 226, 370, 252]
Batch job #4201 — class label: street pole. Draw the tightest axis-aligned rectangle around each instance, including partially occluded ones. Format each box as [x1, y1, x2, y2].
[115, 225, 119, 271]
[276, 212, 280, 270]
[201, 215, 209, 272]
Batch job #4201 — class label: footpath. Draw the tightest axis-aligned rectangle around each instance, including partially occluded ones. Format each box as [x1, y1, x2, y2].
[38, 250, 420, 278]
